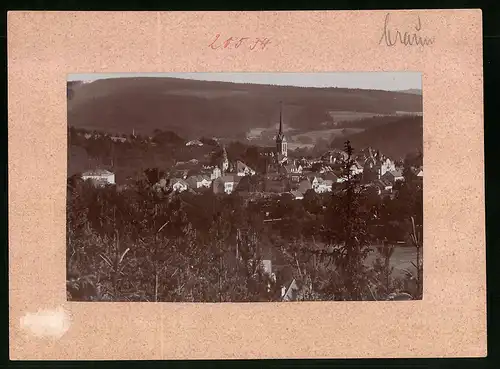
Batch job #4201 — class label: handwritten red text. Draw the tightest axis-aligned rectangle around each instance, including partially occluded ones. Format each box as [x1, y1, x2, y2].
[208, 34, 272, 50]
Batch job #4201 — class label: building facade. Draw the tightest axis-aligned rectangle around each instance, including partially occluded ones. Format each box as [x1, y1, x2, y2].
[81, 169, 115, 186]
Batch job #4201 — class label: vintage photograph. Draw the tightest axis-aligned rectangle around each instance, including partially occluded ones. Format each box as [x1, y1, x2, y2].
[66, 72, 423, 302]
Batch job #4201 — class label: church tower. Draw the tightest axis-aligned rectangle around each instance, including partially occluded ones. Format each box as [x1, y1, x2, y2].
[276, 102, 287, 159]
[221, 144, 229, 174]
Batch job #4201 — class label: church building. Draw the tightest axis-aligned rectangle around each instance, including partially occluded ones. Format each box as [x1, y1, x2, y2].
[275, 102, 288, 165]
[221, 144, 230, 174]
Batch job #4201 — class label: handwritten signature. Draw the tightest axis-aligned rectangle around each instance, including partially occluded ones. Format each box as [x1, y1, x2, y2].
[379, 13, 435, 47]
[208, 34, 272, 50]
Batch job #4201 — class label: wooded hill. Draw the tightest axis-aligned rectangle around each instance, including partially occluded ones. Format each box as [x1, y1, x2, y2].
[331, 115, 423, 160]
[67, 77, 423, 140]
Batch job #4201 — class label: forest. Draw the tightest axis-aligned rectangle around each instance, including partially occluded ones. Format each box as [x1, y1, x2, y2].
[67, 77, 422, 139]
[66, 142, 423, 302]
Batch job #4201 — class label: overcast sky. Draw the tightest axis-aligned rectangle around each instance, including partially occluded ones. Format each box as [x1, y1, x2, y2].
[67, 72, 421, 91]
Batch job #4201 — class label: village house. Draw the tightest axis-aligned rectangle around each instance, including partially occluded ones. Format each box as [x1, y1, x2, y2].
[186, 175, 212, 189]
[212, 175, 241, 195]
[311, 176, 333, 193]
[374, 178, 393, 195]
[317, 165, 332, 174]
[110, 136, 127, 143]
[81, 169, 115, 186]
[284, 161, 303, 174]
[379, 157, 396, 177]
[171, 169, 189, 180]
[321, 149, 348, 164]
[363, 148, 396, 179]
[259, 146, 277, 158]
[236, 160, 256, 177]
[153, 178, 169, 192]
[382, 169, 404, 184]
[185, 139, 203, 147]
[264, 177, 289, 193]
[201, 165, 222, 180]
[170, 178, 189, 192]
[175, 160, 201, 171]
[350, 161, 364, 175]
[289, 190, 304, 200]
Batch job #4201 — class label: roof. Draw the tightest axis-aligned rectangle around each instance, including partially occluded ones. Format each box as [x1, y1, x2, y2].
[186, 139, 203, 146]
[216, 175, 241, 183]
[236, 160, 254, 172]
[201, 166, 221, 173]
[277, 153, 288, 162]
[306, 172, 320, 179]
[324, 172, 339, 180]
[187, 175, 202, 182]
[290, 190, 304, 198]
[284, 163, 301, 173]
[376, 179, 393, 188]
[170, 178, 188, 186]
[311, 176, 325, 184]
[282, 279, 299, 301]
[389, 169, 403, 177]
[187, 175, 210, 182]
[82, 169, 113, 176]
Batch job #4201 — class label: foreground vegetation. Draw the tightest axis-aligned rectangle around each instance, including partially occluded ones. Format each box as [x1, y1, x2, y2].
[67, 142, 423, 302]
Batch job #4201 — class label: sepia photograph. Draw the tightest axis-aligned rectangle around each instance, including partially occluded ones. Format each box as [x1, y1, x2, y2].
[66, 72, 423, 303]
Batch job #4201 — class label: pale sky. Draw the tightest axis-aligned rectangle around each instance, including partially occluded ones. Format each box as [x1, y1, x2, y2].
[67, 72, 421, 91]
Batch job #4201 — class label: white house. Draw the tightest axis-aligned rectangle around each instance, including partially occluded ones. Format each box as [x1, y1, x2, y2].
[186, 139, 203, 147]
[110, 136, 127, 143]
[311, 177, 333, 194]
[380, 158, 396, 177]
[224, 181, 235, 194]
[213, 175, 241, 195]
[284, 162, 303, 174]
[81, 169, 115, 186]
[170, 178, 188, 192]
[186, 175, 212, 189]
[202, 166, 222, 180]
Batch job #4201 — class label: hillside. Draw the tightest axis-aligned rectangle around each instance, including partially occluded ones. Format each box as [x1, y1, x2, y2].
[330, 115, 423, 160]
[67, 77, 423, 140]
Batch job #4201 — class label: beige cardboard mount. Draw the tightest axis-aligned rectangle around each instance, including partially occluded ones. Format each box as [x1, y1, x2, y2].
[8, 10, 485, 360]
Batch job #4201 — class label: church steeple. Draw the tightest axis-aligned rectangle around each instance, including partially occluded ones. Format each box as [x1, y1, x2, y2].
[276, 102, 287, 160]
[221, 144, 229, 174]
